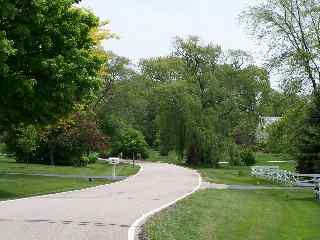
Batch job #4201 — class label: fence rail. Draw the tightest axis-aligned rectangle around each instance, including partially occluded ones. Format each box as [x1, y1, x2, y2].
[251, 166, 320, 186]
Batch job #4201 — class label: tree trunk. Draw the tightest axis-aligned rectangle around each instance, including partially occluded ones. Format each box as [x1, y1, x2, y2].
[50, 147, 55, 166]
[186, 144, 201, 165]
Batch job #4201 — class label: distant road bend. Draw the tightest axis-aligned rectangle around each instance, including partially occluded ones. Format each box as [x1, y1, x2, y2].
[0, 162, 201, 240]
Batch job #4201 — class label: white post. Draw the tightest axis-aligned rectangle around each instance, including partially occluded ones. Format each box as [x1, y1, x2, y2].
[113, 164, 116, 180]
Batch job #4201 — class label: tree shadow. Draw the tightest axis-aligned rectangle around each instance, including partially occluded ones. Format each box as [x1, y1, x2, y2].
[0, 190, 19, 201]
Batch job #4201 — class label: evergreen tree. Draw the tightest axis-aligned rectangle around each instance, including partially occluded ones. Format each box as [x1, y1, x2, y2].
[296, 93, 320, 173]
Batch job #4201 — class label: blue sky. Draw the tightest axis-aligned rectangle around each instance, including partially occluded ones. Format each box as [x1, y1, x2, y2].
[79, 0, 278, 87]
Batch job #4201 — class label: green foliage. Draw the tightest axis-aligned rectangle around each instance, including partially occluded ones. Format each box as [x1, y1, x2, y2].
[96, 37, 272, 167]
[228, 144, 242, 166]
[0, 0, 106, 130]
[139, 56, 184, 83]
[15, 125, 40, 163]
[241, 0, 320, 92]
[6, 112, 108, 166]
[265, 101, 308, 154]
[155, 37, 270, 165]
[110, 126, 149, 159]
[295, 93, 320, 173]
[240, 149, 256, 166]
[88, 152, 99, 164]
[79, 154, 89, 167]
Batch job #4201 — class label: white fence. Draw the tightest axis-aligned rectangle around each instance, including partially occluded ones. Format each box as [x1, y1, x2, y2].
[251, 166, 320, 186]
[251, 166, 297, 185]
[315, 180, 320, 201]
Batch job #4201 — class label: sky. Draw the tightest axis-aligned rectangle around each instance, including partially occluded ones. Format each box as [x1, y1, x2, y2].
[79, 0, 278, 87]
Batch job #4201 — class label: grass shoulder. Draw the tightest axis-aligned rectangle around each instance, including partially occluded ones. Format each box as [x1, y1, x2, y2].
[145, 189, 319, 240]
[0, 155, 139, 177]
[0, 174, 110, 201]
[0, 149, 140, 201]
[147, 150, 296, 185]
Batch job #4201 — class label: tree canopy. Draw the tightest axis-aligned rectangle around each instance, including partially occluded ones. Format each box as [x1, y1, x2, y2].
[0, 0, 110, 130]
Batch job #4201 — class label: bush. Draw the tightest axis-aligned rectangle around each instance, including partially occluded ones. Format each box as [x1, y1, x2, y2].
[15, 125, 40, 164]
[5, 112, 109, 166]
[111, 126, 149, 159]
[88, 152, 99, 164]
[78, 154, 89, 167]
[240, 149, 256, 166]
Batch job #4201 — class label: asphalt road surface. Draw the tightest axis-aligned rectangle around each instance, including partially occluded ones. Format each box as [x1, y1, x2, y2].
[0, 162, 200, 240]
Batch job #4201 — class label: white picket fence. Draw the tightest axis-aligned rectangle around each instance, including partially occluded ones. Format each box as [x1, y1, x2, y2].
[251, 166, 320, 191]
[251, 166, 297, 185]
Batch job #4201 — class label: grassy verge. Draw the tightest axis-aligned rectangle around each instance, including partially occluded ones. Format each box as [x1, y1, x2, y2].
[147, 150, 296, 185]
[196, 153, 297, 185]
[255, 152, 296, 171]
[197, 166, 274, 185]
[0, 155, 139, 177]
[145, 189, 320, 240]
[0, 146, 139, 201]
[0, 174, 110, 201]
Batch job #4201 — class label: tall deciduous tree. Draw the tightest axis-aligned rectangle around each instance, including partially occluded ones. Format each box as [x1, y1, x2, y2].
[0, 0, 109, 131]
[241, 0, 320, 92]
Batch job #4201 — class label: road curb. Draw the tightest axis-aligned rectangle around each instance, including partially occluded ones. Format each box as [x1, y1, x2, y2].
[128, 165, 202, 240]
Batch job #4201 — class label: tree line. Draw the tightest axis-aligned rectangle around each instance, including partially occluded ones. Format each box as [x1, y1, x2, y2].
[0, 0, 319, 173]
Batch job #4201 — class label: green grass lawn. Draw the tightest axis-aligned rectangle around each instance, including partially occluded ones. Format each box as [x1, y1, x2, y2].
[0, 155, 139, 177]
[0, 174, 110, 201]
[196, 153, 297, 185]
[255, 152, 297, 171]
[197, 166, 274, 185]
[145, 189, 320, 240]
[146, 150, 297, 185]
[0, 146, 139, 201]
[147, 149, 182, 164]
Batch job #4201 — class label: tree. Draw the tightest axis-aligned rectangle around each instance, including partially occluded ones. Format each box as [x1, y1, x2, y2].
[0, 0, 109, 131]
[242, 0, 320, 92]
[16, 125, 39, 166]
[139, 56, 184, 83]
[295, 93, 320, 173]
[156, 37, 271, 165]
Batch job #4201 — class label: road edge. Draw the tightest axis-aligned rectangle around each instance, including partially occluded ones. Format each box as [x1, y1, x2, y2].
[0, 163, 143, 204]
[127, 166, 202, 240]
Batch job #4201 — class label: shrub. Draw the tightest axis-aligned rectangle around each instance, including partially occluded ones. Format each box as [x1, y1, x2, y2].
[111, 127, 149, 159]
[78, 154, 89, 167]
[240, 149, 256, 166]
[88, 152, 99, 164]
[6, 112, 109, 167]
[15, 125, 40, 164]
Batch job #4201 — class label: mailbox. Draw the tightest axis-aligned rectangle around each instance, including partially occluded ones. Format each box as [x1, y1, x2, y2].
[108, 157, 120, 165]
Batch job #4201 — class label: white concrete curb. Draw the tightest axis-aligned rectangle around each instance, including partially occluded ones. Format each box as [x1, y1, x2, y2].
[127, 167, 202, 240]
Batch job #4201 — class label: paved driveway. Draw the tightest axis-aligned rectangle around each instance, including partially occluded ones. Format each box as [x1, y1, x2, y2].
[0, 162, 200, 240]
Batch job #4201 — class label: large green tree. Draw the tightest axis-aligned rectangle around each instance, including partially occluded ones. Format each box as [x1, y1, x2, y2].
[242, 0, 320, 173]
[242, 0, 320, 92]
[157, 37, 270, 165]
[0, 0, 106, 130]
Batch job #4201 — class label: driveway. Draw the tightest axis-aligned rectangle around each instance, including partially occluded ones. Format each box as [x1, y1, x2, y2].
[0, 162, 200, 240]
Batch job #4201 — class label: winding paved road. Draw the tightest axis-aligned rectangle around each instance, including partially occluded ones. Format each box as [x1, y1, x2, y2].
[0, 162, 200, 240]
